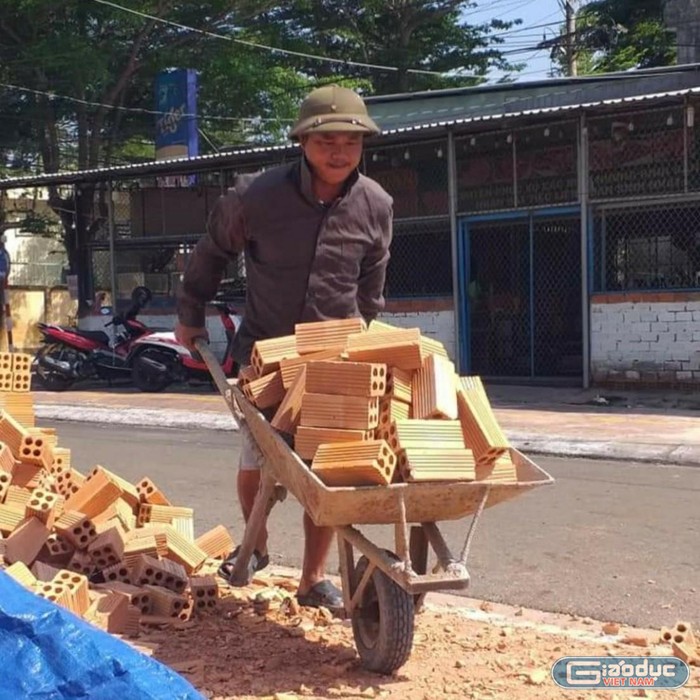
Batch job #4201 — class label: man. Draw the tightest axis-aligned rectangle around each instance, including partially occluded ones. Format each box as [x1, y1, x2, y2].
[0, 234, 10, 286]
[175, 85, 393, 611]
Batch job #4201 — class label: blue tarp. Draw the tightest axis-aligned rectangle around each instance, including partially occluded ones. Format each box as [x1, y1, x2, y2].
[0, 572, 205, 700]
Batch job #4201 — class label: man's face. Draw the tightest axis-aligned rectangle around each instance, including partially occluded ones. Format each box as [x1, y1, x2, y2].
[300, 132, 364, 186]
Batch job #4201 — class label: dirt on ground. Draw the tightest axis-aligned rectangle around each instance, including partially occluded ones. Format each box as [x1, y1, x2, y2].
[128, 571, 700, 700]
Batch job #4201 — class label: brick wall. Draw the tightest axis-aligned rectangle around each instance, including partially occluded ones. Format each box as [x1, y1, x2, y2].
[591, 292, 700, 385]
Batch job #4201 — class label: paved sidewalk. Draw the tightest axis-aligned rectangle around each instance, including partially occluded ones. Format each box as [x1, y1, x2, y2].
[30, 382, 700, 466]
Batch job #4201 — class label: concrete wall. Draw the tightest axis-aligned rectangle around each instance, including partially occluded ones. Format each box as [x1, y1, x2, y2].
[378, 302, 456, 362]
[79, 299, 459, 365]
[591, 292, 700, 385]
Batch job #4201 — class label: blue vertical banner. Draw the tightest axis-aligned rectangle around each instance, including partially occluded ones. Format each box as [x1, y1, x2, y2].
[155, 69, 199, 161]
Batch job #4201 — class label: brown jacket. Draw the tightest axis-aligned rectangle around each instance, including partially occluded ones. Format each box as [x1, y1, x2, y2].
[177, 159, 393, 365]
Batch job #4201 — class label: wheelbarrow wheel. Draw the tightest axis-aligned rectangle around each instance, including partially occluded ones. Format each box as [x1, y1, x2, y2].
[351, 553, 415, 675]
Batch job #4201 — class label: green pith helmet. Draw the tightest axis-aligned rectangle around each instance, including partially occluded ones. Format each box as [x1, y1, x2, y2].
[289, 84, 380, 140]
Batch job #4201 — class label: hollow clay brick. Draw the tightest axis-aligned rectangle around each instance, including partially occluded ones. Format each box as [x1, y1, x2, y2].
[54, 510, 97, 549]
[136, 477, 171, 506]
[294, 425, 369, 461]
[86, 592, 129, 633]
[31, 560, 62, 582]
[312, 440, 396, 487]
[0, 442, 16, 474]
[5, 560, 37, 588]
[142, 584, 188, 617]
[243, 370, 285, 409]
[64, 470, 121, 519]
[398, 448, 476, 483]
[10, 462, 43, 489]
[0, 410, 29, 455]
[0, 470, 11, 502]
[294, 318, 366, 355]
[188, 575, 219, 611]
[412, 353, 458, 420]
[344, 328, 423, 370]
[0, 504, 24, 533]
[250, 335, 298, 376]
[305, 361, 387, 398]
[4, 517, 50, 565]
[86, 466, 140, 507]
[300, 393, 379, 430]
[419, 336, 450, 359]
[270, 365, 306, 435]
[279, 349, 340, 389]
[194, 525, 235, 560]
[162, 530, 206, 574]
[457, 376, 510, 464]
[25, 489, 60, 529]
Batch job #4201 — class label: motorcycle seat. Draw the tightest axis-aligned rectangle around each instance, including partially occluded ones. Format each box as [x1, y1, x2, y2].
[74, 329, 110, 345]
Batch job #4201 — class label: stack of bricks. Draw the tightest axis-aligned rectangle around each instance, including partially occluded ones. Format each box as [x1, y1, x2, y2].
[236, 319, 518, 487]
[0, 356, 238, 640]
[0, 353, 34, 426]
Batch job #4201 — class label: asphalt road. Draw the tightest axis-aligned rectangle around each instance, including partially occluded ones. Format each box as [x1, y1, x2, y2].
[50, 420, 699, 629]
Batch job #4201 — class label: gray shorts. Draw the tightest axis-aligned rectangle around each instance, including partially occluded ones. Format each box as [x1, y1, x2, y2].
[238, 364, 264, 471]
[239, 421, 264, 471]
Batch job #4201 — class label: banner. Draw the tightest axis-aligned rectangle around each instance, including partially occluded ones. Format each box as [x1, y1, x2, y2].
[155, 69, 199, 162]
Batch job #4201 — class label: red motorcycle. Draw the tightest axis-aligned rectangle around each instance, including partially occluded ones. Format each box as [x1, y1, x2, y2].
[129, 300, 241, 392]
[34, 287, 154, 391]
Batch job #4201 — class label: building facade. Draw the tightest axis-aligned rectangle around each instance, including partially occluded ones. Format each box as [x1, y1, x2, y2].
[3, 65, 700, 387]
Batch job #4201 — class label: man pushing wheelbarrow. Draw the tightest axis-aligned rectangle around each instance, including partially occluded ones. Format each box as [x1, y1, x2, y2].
[175, 84, 393, 614]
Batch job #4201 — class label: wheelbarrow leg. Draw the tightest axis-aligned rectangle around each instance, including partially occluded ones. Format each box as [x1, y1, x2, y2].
[227, 471, 282, 587]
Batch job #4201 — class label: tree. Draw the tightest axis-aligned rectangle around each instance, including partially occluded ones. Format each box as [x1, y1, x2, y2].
[0, 0, 298, 278]
[243, 1, 522, 94]
[0, 0, 523, 285]
[546, 0, 676, 76]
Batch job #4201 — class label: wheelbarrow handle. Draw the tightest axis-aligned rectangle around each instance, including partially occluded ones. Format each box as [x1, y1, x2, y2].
[194, 337, 231, 397]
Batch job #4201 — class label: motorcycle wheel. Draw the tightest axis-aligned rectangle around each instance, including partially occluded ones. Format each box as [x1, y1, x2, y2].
[131, 349, 175, 393]
[34, 344, 77, 391]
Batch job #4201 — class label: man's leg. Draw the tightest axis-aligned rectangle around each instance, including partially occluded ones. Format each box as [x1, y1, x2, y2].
[237, 421, 269, 556]
[297, 513, 334, 595]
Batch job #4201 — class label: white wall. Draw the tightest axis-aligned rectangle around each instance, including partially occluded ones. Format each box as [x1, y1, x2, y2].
[80, 309, 458, 365]
[378, 309, 456, 363]
[591, 300, 700, 382]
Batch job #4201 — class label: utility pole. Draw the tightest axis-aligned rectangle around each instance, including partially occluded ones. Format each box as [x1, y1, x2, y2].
[564, 0, 578, 76]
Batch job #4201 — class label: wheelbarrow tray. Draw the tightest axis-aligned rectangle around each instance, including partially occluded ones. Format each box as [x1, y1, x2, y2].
[233, 385, 553, 528]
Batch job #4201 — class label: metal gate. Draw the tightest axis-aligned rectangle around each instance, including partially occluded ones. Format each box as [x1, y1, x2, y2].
[457, 208, 583, 381]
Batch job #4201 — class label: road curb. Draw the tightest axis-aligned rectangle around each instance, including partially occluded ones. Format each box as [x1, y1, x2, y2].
[508, 431, 700, 467]
[35, 405, 700, 466]
[35, 404, 239, 432]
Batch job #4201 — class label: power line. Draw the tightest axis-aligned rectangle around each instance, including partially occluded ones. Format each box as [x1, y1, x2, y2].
[92, 0, 446, 77]
[0, 82, 294, 124]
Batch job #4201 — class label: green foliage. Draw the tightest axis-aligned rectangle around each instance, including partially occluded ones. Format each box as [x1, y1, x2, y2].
[246, 1, 522, 94]
[0, 0, 523, 267]
[549, 0, 676, 75]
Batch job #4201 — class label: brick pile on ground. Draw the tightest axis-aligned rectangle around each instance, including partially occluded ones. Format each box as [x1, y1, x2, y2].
[0, 353, 236, 637]
[239, 319, 518, 488]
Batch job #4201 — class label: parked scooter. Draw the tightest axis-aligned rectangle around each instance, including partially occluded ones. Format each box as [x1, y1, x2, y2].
[129, 300, 241, 393]
[34, 287, 154, 391]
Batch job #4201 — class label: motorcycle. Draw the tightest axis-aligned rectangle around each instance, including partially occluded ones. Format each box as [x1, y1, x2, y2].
[129, 300, 241, 393]
[34, 287, 154, 391]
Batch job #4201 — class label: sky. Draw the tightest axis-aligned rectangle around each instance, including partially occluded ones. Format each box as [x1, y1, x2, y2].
[466, 0, 566, 83]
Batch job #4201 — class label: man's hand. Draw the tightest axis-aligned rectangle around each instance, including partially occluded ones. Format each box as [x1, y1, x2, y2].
[175, 322, 208, 351]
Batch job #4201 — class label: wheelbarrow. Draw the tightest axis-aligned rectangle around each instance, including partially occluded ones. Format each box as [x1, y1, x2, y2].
[195, 339, 554, 674]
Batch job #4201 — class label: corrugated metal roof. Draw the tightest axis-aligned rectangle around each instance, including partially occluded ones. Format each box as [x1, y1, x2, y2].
[367, 65, 700, 131]
[2, 65, 699, 189]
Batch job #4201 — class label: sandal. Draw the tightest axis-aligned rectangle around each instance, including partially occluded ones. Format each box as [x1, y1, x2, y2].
[218, 545, 270, 584]
[296, 580, 344, 613]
